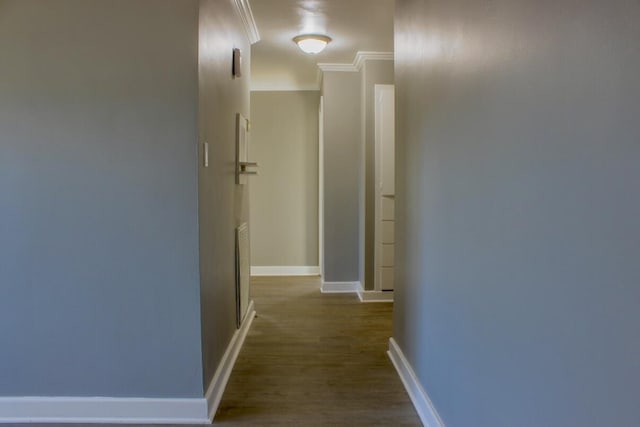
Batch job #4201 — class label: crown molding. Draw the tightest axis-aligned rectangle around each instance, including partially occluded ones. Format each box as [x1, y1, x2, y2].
[353, 51, 394, 70]
[232, 0, 260, 44]
[317, 63, 359, 72]
[318, 51, 394, 73]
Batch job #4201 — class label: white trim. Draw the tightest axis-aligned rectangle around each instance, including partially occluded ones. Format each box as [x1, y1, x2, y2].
[358, 289, 394, 303]
[354, 51, 394, 70]
[318, 51, 394, 73]
[374, 84, 396, 292]
[317, 63, 359, 72]
[0, 304, 259, 424]
[251, 266, 320, 276]
[374, 85, 383, 291]
[0, 397, 208, 424]
[388, 338, 445, 427]
[205, 300, 256, 421]
[250, 84, 321, 91]
[231, 0, 260, 44]
[321, 281, 361, 293]
[319, 95, 325, 279]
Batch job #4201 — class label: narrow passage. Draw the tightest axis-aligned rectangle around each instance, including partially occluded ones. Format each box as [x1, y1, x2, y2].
[215, 276, 421, 426]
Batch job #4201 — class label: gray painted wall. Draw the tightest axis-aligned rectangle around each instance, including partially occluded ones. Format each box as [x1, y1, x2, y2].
[322, 72, 361, 283]
[394, 0, 640, 426]
[249, 91, 320, 267]
[198, 0, 252, 393]
[0, 0, 203, 397]
[361, 60, 394, 290]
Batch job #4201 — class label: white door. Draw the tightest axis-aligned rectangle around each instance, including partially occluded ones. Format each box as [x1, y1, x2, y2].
[374, 85, 395, 291]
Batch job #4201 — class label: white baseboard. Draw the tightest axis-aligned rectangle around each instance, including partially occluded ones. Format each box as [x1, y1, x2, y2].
[388, 338, 444, 427]
[0, 301, 257, 424]
[251, 266, 320, 276]
[205, 300, 256, 421]
[327, 282, 394, 302]
[0, 396, 208, 424]
[358, 289, 394, 302]
[321, 281, 361, 293]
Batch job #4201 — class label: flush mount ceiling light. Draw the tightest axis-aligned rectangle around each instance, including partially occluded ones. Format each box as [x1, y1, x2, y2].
[293, 34, 332, 54]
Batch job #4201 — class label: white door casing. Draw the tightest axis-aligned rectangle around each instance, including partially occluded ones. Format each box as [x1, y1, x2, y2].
[374, 85, 395, 292]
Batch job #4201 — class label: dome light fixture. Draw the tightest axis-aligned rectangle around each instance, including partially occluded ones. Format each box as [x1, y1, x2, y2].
[293, 34, 332, 54]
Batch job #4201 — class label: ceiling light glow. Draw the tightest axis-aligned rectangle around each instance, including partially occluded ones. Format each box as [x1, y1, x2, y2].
[293, 34, 331, 54]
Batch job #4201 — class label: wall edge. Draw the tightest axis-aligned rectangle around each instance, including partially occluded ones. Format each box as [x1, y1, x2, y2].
[205, 300, 257, 421]
[388, 338, 445, 427]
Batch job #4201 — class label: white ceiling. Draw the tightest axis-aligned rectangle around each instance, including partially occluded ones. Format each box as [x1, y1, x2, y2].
[249, 0, 395, 91]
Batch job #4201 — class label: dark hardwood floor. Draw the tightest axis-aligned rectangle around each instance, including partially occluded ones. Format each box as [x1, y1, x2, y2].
[214, 276, 421, 426]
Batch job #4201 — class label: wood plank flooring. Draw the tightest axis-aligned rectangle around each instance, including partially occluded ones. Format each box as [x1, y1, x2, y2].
[214, 276, 421, 426]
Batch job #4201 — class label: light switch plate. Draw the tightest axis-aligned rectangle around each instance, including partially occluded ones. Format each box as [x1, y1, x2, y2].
[203, 142, 209, 167]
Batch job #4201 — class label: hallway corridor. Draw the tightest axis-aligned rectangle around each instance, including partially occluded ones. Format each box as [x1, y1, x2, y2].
[214, 276, 420, 426]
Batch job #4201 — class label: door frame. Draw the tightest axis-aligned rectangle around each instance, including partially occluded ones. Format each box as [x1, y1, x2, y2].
[319, 96, 325, 279]
[374, 84, 395, 291]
